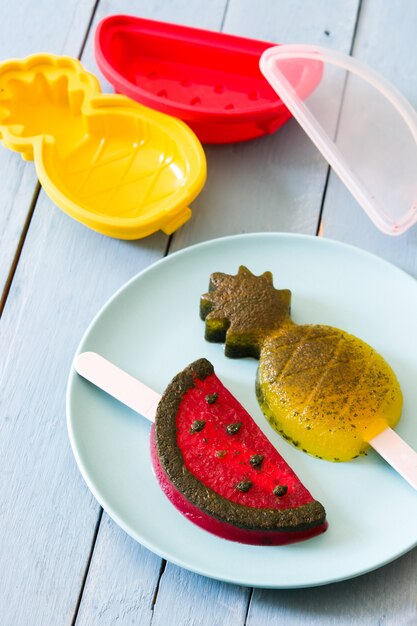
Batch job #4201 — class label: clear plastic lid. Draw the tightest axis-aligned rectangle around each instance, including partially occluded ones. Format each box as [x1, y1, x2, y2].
[260, 45, 417, 235]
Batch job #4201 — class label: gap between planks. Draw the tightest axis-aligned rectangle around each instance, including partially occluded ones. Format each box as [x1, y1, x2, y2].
[0, 182, 41, 317]
[243, 588, 254, 626]
[70, 509, 104, 626]
[315, 0, 364, 238]
[150, 561, 168, 615]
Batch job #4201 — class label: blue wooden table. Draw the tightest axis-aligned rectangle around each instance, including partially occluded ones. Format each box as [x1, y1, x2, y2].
[2, 1, 417, 624]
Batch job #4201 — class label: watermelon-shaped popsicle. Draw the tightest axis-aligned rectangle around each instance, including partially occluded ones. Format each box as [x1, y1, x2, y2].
[152, 358, 326, 545]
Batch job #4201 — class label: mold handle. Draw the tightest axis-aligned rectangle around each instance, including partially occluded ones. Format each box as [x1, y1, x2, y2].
[161, 206, 192, 234]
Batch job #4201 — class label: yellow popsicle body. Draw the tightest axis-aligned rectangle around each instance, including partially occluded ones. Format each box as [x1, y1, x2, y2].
[256, 324, 403, 461]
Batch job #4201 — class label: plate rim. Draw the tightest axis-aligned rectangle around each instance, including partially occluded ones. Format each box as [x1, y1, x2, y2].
[66, 232, 417, 588]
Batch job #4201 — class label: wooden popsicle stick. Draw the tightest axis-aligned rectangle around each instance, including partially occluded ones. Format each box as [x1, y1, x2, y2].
[74, 352, 417, 491]
[368, 427, 417, 490]
[74, 351, 160, 422]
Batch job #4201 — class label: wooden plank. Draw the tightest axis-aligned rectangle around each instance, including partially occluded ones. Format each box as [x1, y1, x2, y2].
[320, 0, 417, 278]
[246, 550, 417, 625]
[171, 0, 361, 253]
[75, 514, 162, 626]
[0, 195, 167, 624]
[0, 0, 98, 310]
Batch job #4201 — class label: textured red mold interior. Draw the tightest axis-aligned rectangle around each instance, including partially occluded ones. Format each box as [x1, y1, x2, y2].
[103, 28, 277, 111]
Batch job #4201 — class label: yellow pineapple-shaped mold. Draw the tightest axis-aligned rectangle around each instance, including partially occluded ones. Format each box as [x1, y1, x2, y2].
[200, 266, 403, 462]
[0, 54, 206, 238]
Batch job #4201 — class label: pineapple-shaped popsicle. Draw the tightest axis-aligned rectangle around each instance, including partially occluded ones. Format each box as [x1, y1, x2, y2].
[200, 266, 403, 462]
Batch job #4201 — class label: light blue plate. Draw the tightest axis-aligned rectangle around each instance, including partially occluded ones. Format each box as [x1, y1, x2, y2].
[67, 233, 417, 588]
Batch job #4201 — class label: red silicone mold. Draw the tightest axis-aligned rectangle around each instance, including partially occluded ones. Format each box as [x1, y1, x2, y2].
[94, 15, 322, 144]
